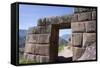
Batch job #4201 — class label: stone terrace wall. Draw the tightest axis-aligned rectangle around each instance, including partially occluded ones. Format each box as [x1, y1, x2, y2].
[24, 7, 97, 63]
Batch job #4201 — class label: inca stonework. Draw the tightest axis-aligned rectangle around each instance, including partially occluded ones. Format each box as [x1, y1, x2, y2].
[24, 7, 97, 63]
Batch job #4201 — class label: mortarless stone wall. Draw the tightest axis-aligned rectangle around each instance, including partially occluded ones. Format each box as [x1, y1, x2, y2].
[24, 7, 97, 63]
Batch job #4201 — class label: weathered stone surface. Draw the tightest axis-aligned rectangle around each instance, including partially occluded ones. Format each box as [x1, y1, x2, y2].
[85, 20, 96, 32]
[35, 44, 49, 56]
[71, 22, 85, 32]
[78, 12, 92, 21]
[40, 56, 49, 63]
[71, 14, 78, 22]
[27, 26, 51, 34]
[24, 53, 36, 61]
[92, 11, 96, 20]
[72, 33, 83, 47]
[35, 55, 40, 62]
[37, 34, 50, 43]
[74, 8, 96, 13]
[78, 42, 96, 60]
[72, 47, 85, 61]
[26, 34, 38, 43]
[37, 26, 51, 33]
[83, 33, 96, 48]
[24, 44, 36, 54]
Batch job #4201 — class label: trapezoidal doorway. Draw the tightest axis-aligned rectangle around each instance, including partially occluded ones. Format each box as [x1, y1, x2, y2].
[50, 23, 72, 62]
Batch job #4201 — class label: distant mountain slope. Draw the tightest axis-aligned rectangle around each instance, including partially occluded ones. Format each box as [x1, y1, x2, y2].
[19, 30, 27, 48]
[59, 37, 68, 46]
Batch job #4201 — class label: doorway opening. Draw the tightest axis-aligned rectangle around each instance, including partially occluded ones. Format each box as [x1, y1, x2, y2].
[58, 29, 72, 62]
[50, 23, 72, 62]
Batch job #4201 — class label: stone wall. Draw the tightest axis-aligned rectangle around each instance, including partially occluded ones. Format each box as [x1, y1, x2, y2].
[71, 8, 96, 61]
[24, 7, 97, 63]
[24, 26, 51, 63]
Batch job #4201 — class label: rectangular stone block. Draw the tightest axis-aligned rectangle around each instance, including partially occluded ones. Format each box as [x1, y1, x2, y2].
[83, 33, 96, 48]
[71, 14, 78, 22]
[78, 12, 92, 21]
[24, 43, 36, 54]
[71, 22, 85, 32]
[72, 33, 83, 47]
[37, 34, 50, 43]
[24, 53, 36, 61]
[39, 26, 51, 33]
[35, 55, 40, 62]
[85, 20, 96, 32]
[35, 44, 49, 56]
[40, 56, 49, 63]
[92, 11, 96, 20]
[26, 34, 38, 43]
[74, 8, 95, 13]
[72, 47, 85, 61]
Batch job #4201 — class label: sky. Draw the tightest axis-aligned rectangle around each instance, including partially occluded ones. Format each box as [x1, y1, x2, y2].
[59, 29, 72, 36]
[19, 4, 74, 36]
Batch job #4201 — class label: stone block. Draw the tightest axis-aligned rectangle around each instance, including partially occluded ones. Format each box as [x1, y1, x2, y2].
[35, 44, 49, 56]
[39, 26, 51, 33]
[71, 14, 78, 22]
[72, 33, 83, 47]
[40, 56, 49, 63]
[71, 22, 85, 32]
[92, 11, 96, 20]
[85, 20, 96, 32]
[83, 33, 96, 48]
[74, 8, 79, 13]
[37, 34, 50, 43]
[74, 8, 95, 13]
[24, 43, 36, 54]
[78, 42, 96, 60]
[78, 12, 92, 21]
[26, 34, 38, 43]
[35, 55, 40, 62]
[24, 53, 36, 61]
[72, 47, 85, 61]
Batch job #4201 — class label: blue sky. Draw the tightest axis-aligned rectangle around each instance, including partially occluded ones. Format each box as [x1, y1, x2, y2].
[59, 29, 72, 36]
[19, 4, 73, 36]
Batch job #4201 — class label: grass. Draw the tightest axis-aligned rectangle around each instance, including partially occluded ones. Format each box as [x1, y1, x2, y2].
[19, 57, 37, 64]
[58, 45, 65, 52]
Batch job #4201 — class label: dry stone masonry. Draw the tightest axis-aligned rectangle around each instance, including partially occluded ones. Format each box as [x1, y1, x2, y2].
[71, 8, 96, 61]
[24, 7, 97, 63]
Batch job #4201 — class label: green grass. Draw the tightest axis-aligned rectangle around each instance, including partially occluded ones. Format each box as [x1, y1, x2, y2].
[58, 45, 65, 52]
[19, 58, 37, 64]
